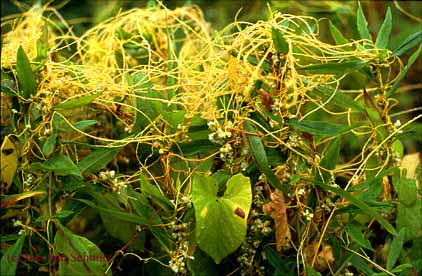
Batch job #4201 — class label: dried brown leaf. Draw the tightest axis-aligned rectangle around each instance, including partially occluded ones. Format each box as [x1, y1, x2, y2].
[262, 189, 291, 250]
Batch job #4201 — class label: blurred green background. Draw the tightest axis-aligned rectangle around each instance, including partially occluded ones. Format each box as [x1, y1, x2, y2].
[2, 0, 421, 152]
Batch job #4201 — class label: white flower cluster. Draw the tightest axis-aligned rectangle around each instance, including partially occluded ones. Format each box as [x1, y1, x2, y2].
[208, 120, 233, 144]
[321, 197, 336, 212]
[250, 218, 272, 235]
[23, 174, 33, 186]
[99, 170, 115, 181]
[393, 120, 403, 134]
[168, 221, 193, 274]
[99, 170, 127, 194]
[271, 97, 282, 112]
[285, 133, 301, 148]
[111, 179, 127, 194]
[302, 209, 314, 221]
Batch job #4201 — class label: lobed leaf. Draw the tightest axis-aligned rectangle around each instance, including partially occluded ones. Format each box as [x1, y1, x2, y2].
[192, 173, 251, 264]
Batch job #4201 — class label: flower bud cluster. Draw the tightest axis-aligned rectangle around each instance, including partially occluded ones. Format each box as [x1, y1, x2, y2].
[99, 170, 127, 194]
[168, 221, 193, 274]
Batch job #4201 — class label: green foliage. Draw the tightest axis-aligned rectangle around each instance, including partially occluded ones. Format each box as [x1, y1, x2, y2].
[1, 1, 421, 275]
[16, 46, 37, 98]
[191, 173, 251, 263]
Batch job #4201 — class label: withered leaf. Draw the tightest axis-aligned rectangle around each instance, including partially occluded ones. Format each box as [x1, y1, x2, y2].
[262, 189, 291, 250]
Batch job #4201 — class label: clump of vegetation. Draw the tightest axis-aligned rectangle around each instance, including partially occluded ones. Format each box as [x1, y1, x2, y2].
[1, 1, 421, 275]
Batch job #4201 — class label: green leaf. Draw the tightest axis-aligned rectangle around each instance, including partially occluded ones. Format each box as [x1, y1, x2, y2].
[31, 153, 81, 177]
[329, 21, 348, 45]
[392, 139, 404, 159]
[192, 173, 252, 264]
[347, 223, 373, 250]
[172, 139, 219, 157]
[127, 187, 172, 251]
[298, 60, 367, 74]
[245, 121, 285, 192]
[375, 7, 392, 49]
[61, 120, 97, 131]
[313, 180, 397, 235]
[77, 147, 121, 175]
[310, 86, 365, 113]
[272, 27, 289, 54]
[54, 223, 111, 276]
[139, 173, 173, 212]
[16, 46, 37, 98]
[162, 110, 186, 129]
[35, 24, 48, 64]
[387, 228, 405, 270]
[229, 50, 272, 73]
[320, 137, 340, 183]
[356, 1, 372, 41]
[77, 198, 151, 225]
[387, 46, 421, 97]
[187, 249, 219, 276]
[393, 177, 421, 240]
[306, 266, 322, 276]
[42, 133, 58, 156]
[288, 118, 364, 137]
[393, 30, 422, 57]
[0, 235, 25, 276]
[128, 72, 163, 133]
[53, 93, 100, 110]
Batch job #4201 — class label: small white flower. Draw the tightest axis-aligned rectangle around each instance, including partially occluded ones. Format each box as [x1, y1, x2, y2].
[297, 188, 305, 196]
[302, 209, 314, 221]
[394, 120, 401, 127]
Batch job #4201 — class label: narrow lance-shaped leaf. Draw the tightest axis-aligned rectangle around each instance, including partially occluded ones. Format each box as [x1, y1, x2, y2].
[393, 30, 422, 57]
[375, 7, 392, 49]
[77, 199, 152, 225]
[356, 1, 372, 41]
[313, 180, 397, 235]
[0, 235, 25, 276]
[329, 21, 348, 45]
[297, 60, 367, 74]
[53, 93, 100, 110]
[245, 121, 285, 192]
[54, 222, 111, 276]
[387, 46, 421, 97]
[16, 46, 37, 98]
[288, 118, 364, 137]
[386, 228, 405, 270]
[77, 147, 121, 175]
[347, 223, 374, 250]
[320, 137, 340, 183]
[310, 86, 365, 113]
[30, 153, 81, 177]
[272, 27, 289, 54]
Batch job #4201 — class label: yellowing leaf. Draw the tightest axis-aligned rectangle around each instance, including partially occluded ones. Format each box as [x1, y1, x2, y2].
[1, 136, 18, 191]
[263, 189, 291, 250]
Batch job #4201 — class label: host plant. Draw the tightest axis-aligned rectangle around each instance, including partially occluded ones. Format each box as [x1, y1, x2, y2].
[1, 1, 421, 275]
